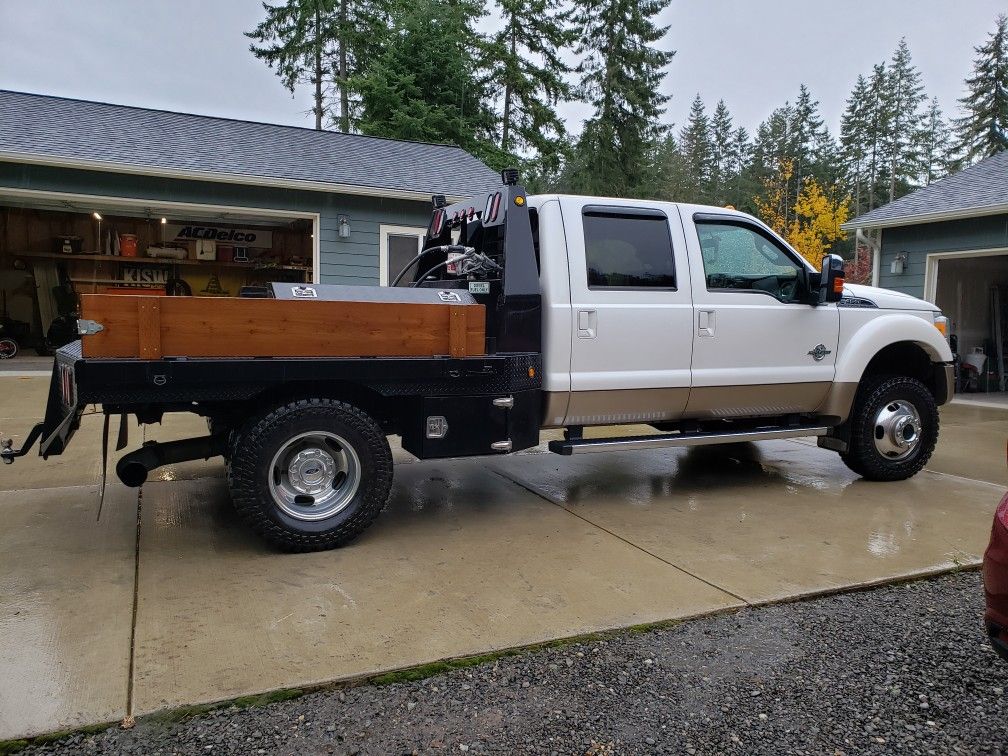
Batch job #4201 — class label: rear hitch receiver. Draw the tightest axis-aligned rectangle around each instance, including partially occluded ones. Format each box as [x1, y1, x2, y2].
[1, 423, 45, 464]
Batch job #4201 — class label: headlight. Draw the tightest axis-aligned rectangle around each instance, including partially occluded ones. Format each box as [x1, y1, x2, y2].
[933, 312, 949, 338]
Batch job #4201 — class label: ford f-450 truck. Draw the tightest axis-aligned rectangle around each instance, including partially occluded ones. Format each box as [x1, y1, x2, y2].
[2, 171, 953, 551]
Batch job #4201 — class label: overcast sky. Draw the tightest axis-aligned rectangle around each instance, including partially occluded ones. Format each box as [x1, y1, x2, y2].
[1, 0, 1005, 140]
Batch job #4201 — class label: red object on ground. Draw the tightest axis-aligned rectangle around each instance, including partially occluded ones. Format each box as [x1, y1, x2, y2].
[983, 491, 1008, 660]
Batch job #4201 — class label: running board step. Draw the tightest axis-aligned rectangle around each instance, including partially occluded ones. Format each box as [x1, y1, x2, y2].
[548, 426, 829, 456]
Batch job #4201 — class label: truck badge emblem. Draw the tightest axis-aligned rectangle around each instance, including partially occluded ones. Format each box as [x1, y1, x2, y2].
[292, 286, 317, 298]
[808, 344, 831, 361]
[437, 291, 463, 303]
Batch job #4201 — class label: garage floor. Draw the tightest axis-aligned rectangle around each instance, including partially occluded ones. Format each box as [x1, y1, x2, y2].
[0, 375, 1004, 741]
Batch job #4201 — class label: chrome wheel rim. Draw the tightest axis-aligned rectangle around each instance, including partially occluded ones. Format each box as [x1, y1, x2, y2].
[268, 431, 361, 521]
[873, 399, 922, 460]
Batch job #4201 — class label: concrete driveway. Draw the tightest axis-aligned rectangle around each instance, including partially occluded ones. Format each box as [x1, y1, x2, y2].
[1, 374, 1004, 741]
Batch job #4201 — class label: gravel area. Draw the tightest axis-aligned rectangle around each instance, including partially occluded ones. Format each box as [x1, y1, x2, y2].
[22, 570, 1008, 755]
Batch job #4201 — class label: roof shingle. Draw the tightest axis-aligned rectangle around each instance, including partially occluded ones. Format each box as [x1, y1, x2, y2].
[0, 90, 500, 199]
[843, 150, 1008, 229]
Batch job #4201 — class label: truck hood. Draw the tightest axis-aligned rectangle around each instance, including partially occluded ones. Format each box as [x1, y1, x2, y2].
[841, 283, 939, 313]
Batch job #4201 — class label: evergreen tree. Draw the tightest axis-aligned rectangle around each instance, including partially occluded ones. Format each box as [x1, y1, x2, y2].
[883, 38, 926, 202]
[566, 0, 674, 196]
[489, 0, 576, 174]
[865, 62, 892, 211]
[790, 84, 831, 192]
[355, 0, 497, 162]
[709, 100, 735, 204]
[953, 14, 1008, 166]
[919, 97, 952, 185]
[839, 74, 872, 217]
[677, 95, 715, 202]
[247, 0, 340, 130]
[727, 126, 754, 210]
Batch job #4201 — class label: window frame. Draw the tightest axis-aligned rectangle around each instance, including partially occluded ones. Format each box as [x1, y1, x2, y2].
[379, 224, 426, 286]
[581, 205, 678, 292]
[691, 213, 813, 304]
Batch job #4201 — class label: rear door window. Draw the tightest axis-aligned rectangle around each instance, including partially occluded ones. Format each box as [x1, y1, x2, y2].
[582, 209, 675, 289]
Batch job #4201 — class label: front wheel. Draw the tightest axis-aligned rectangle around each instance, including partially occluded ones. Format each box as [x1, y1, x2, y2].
[839, 375, 938, 481]
[228, 398, 393, 552]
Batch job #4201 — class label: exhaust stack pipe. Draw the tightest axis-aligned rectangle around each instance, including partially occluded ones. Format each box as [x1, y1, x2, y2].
[115, 435, 224, 487]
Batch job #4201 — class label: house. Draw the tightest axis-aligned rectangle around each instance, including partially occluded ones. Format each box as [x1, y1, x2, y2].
[0, 90, 497, 341]
[842, 151, 1008, 392]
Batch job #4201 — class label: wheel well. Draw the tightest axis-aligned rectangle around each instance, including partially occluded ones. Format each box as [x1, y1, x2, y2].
[861, 341, 944, 401]
[210, 382, 403, 436]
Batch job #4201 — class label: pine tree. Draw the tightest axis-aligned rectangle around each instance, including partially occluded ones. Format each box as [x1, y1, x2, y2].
[839, 74, 872, 217]
[865, 62, 892, 211]
[953, 14, 1008, 165]
[247, 0, 340, 130]
[490, 0, 575, 174]
[566, 0, 674, 197]
[883, 38, 926, 202]
[677, 95, 715, 202]
[919, 97, 952, 185]
[355, 0, 497, 162]
[708, 100, 734, 204]
[790, 84, 831, 193]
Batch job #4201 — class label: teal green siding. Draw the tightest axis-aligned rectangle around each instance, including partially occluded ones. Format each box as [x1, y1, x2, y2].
[0, 162, 433, 285]
[878, 215, 1008, 297]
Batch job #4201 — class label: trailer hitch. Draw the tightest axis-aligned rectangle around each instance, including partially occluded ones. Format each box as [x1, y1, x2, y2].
[1, 422, 45, 464]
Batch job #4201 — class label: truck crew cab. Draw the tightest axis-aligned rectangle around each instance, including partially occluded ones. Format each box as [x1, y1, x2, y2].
[2, 171, 954, 552]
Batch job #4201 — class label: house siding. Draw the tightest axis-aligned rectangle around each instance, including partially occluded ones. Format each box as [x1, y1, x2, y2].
[878, 214, 1008, 297]
[0, 162, 432, 285]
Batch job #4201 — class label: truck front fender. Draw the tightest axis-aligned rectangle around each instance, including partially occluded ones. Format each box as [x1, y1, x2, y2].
[820, 312, 953, 422]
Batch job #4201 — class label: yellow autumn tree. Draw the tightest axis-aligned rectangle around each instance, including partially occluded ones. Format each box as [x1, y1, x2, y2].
[753, 158, 793, 236]
[786, 177, 851, 268]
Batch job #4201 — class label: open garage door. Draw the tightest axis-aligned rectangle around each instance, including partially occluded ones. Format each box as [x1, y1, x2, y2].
[930, 250, 1008, 394]
[0, 189, 318, 358]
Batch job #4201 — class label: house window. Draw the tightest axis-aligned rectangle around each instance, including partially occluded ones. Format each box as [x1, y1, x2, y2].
[379, 225, 426, 286]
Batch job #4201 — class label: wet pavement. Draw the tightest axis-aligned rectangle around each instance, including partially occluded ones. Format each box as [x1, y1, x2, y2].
[0, 375, 1004, 741]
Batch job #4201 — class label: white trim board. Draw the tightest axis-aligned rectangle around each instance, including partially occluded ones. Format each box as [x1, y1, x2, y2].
[378, 224, 426, 286]
[923, 247, 1008, 303]
[0, 185, 322, 284]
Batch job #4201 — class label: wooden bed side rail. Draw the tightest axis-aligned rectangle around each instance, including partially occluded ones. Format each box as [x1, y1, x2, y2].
[79, 294, 486, 359]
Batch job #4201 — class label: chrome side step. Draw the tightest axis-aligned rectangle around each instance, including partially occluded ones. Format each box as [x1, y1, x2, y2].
[547, 426, 829, 456]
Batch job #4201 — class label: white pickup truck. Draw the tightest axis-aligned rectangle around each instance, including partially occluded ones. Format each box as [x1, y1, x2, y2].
[3, 171, 954, 551]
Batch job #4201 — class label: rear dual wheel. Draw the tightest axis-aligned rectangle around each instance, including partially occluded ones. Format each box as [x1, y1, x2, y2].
[839, 375, 938, 481]
[228, 398, 392, 552]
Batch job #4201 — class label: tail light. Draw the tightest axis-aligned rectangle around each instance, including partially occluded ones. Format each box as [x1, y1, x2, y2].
[431, 209, 445, 236]
[59, 363, 75, 407]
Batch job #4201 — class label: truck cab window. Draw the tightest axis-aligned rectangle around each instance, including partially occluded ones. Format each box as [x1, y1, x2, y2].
[696, 222, 804, 302]
[582, 211, 675, 289]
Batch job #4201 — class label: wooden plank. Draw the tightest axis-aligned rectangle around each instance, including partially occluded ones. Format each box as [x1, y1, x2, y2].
[448, 305, 467, 358]
[80, 295, 486, 359]
[137, 298, 162, 359]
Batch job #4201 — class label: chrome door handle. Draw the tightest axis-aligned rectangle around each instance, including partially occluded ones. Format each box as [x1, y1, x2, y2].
[578, 310, 597, 339]
[698, 309, 716, 337]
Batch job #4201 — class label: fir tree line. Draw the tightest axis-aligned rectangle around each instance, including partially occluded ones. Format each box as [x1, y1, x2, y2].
[247, 4, 1008, 223]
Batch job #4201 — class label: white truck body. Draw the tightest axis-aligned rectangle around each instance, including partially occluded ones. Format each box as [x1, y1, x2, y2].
[531, 195, 952, 429]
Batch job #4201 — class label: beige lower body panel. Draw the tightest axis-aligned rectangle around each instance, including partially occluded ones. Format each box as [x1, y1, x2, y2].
[544, 382, 833, 428]
[683, 382, 832, 420]
[544, 388, 690, 428]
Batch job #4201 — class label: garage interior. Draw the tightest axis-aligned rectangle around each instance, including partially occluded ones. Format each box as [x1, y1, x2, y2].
[934, 253, 1008, 395]
[0, 194, 315, 359]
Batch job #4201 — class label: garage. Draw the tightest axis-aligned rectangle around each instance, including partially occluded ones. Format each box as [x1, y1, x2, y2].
[929, 251, 1008, 392]
[0, 191, 315, 357]
[0, 90, 499, 360]
[843, 149, 1008, 397]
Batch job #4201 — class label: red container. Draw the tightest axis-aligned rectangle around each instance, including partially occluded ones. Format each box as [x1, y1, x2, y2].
[119, 234, 138, 257]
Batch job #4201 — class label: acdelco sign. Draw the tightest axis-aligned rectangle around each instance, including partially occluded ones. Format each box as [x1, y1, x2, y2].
[164, 223, 272, 249]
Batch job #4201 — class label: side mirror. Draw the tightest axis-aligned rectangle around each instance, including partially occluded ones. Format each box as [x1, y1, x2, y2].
[819, 253, 845, 304]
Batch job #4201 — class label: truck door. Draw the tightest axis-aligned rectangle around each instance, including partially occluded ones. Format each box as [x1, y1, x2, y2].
[559, 198, 694, 426]
[681, 211, 839, 419]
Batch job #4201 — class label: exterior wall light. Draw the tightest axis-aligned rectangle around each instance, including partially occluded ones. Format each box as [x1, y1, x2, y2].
[891, 250, 908, 275]
[338, 216, 351, 239]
